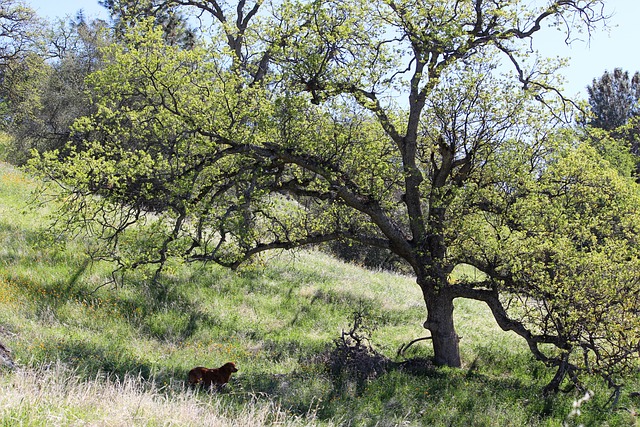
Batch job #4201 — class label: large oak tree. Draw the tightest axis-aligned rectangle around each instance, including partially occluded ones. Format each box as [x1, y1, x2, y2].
[34, 0, 640, 392]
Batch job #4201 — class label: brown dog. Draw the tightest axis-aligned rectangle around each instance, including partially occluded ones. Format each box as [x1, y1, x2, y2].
[188, 362, 238, 390]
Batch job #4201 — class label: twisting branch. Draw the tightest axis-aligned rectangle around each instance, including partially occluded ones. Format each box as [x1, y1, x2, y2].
[494, 41, 582, 120]
[188, 232, 343, 269]
[448, 283, 569, 369]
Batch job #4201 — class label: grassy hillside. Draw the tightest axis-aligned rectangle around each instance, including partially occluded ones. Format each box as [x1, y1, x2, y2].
[0, 161, 637, 426]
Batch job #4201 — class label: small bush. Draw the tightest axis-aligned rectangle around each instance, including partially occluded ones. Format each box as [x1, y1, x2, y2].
[325, 309, 391, 395]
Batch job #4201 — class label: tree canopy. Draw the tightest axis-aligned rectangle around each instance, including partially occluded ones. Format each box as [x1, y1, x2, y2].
[31, 0, 640, 393]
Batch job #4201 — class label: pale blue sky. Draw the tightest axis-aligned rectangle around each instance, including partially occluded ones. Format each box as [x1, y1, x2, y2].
[25, 0, 640, 99]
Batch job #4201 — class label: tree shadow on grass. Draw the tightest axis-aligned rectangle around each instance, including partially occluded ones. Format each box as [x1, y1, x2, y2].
[0, 223, 69, 266]
[218, 353, 557, 426]
[54, 340, 153, 378]
[42, 338, 196, 390]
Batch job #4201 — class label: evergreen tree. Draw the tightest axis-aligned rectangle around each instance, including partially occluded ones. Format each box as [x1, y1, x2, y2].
[99, 0, 195, 48]
[587, 68, 640, 130]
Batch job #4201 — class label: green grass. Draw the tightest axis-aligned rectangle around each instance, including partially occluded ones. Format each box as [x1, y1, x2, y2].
[0, 161, 638, 426]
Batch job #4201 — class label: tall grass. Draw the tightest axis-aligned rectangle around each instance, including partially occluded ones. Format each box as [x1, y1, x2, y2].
[0, 161, 638, 426]
[0, 362, 326, 426]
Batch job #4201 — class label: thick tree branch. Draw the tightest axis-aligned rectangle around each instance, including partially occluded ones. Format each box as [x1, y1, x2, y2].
[449, 283, 568, 362]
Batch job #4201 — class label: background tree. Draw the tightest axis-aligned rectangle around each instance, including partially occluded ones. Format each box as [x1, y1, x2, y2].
[99, 0, 195, 48]
[1, 14, 110, 163]
[33, 0, 640, 393]
[586, 68, 640, 179]
[0, 0, 41, 140]
[587, 68, 640, 130]
[0, 0, 40, 66]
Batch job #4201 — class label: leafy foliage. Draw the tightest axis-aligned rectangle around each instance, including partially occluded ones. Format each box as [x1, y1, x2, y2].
[454, 142, 640, 391]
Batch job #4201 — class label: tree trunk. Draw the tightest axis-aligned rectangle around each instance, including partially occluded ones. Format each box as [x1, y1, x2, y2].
[423, 288, 461, 367]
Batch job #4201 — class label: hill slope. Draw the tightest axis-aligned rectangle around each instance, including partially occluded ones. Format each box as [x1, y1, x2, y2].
[0, 162, 634, 426]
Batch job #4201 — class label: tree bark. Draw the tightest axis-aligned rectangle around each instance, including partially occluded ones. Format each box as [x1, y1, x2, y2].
[423, 288, 461, 367]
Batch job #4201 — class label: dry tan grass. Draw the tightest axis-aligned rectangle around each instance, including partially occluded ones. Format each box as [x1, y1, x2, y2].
[0, 362, 327, 426]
